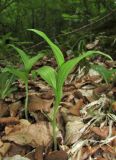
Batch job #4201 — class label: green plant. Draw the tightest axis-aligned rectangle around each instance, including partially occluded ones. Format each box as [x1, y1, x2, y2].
[29, 29, 112, 150]
[0, 72, 16, 100]
[91, 64, 116, 83]
[0, 33, 18, 59]
[4, 45, 44, 119]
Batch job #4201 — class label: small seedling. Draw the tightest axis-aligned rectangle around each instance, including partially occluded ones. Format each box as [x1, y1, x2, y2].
[4, 45, 44, 119]
[29, 29, 112, 150]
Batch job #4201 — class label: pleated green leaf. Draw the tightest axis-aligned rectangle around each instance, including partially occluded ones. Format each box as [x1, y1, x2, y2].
[35, 66, 57, 90]
[10, 45, 44, 72]
[3, 67, 28, 83]
[26, 52, 45, 71]
[10, 45, 29, 70]
[28, 29, 64, 67]
[56, 50, 112, 103]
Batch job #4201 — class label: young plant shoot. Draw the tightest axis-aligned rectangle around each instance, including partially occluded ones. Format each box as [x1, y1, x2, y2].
[29, 29, 112, 150]
[4, 45, 44, 119]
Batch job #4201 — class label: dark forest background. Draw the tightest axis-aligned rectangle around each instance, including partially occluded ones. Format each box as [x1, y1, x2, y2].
[0, 0, 116, 60]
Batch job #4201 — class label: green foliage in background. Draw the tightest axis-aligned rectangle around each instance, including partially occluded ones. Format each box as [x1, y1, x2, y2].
[0, 0, 116, 61]
[0, 72, 16, 100]
[0, 0, 115, 39]
[91, 64, 116, 83]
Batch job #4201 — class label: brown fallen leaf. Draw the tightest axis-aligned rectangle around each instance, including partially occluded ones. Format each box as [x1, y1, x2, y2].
[34, 146, 43, 160]
[6, 143, 31, 157]
[74, 91, 84, 99]
[112, 101, 116, 111]
[93, 84, 111, 96]
[0, 117, 19, 125]
[69, 99, 84, 116]
[112, 87, 116, 93]
[78, 89, 93, 102]
[91, 127, 116, 139]
[63, 84, 76, 92]
[0, 143, 11, 156]
[28, 95, 53, 113]
[60, 107, 85, 145]
[100, 145, 116, 155]
[40, 91, 54, 100]
[33, 80, 50, 90]
[0, 100, 9, 117]
[65, 119, 84, 145]
[45, 150, 68, 160]
[2, 120, 52, 148]
[4, 119, 30, 135]
[9, 101, 22, 117]
[90, 127, 109, 138]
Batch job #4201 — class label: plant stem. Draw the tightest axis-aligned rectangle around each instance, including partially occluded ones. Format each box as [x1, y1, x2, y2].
[25, 82, 29, 120]
[52, 114, 57, 150]
[52, 98, 59, 150]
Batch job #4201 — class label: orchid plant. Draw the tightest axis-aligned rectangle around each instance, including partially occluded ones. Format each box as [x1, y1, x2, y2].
[4, 45, 44, 119]
[29, 29, 112, 150]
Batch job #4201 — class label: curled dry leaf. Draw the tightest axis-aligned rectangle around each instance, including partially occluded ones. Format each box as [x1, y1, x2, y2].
[90, 127, 109, 138]
[28, 95, 53, 113]
[65, 120, 84, 145]
[2, 120, 52, 148]
[60, 108, 84, 145]
[69, 99, 84, 116]
[100, 145, 116, 155]
[91, 127, 116, 138]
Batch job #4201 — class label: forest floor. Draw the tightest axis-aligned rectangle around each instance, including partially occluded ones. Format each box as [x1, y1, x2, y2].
[0, 55, 116, 160]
